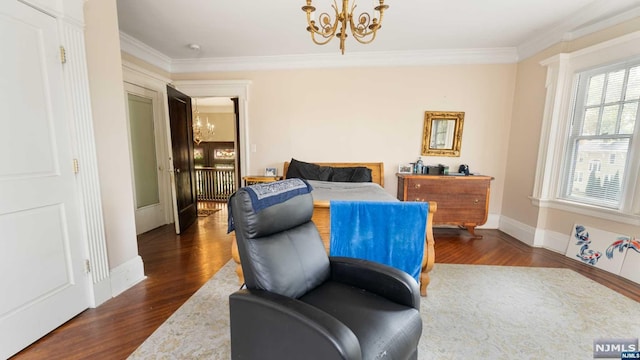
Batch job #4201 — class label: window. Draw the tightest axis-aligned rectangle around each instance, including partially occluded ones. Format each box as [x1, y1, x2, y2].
[588, 159, 601, 172]
[574, 171, 584, 183]
[562, 60, 640, 208]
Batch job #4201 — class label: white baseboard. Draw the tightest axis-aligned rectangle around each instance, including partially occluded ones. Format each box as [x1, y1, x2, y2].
[499, 216, 570, 254]
[477, 214, 500, 229]
[110, 255, 146, 297]
[499, 216, 536, 246]
[540, 229, 570, 254]
[89, 278, 112, 308]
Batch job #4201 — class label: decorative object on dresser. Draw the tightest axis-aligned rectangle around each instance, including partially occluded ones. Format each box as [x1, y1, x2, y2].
[397, 173, 492, 238]
[398, 163, 413, 174]
[422, 111, 465, 157]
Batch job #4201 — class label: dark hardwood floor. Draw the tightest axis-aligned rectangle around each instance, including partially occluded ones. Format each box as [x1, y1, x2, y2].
[12, 204, 640, 359]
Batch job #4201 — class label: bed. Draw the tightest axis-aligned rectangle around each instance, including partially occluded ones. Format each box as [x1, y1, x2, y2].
[230, 161, 437, 296]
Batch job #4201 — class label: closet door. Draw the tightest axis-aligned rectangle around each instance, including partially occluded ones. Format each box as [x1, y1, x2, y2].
[125, 83, 170, 234]
[0, 2, 90, 358]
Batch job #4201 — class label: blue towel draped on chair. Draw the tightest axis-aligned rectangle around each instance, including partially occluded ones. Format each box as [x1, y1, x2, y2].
[329, 201, 429, 282]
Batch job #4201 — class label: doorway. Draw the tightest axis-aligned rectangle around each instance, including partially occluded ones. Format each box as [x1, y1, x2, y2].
[124, 83, 172, 235]
[192, 97, 238, 212]
[171, 80, 250, 190]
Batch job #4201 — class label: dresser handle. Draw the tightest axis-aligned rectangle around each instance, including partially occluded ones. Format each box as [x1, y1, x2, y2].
[474, 199, 479, 204]
[414, 183, 421, 189]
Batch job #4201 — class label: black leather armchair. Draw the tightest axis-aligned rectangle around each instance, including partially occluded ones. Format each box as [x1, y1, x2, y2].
[228, 183, 422, 360]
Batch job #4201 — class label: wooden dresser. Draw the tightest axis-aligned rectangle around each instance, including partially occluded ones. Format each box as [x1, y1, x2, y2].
[396, 174, 493, 237]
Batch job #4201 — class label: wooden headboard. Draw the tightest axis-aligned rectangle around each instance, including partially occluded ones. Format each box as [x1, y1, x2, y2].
[283, 161, 385, 187]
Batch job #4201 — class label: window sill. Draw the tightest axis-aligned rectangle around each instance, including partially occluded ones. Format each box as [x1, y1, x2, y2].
[529, 196, 640, 226]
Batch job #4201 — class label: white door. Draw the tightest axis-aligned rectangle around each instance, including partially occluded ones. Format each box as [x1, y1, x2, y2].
[0, 2, 90, 358]
[124, 83, 170, 234]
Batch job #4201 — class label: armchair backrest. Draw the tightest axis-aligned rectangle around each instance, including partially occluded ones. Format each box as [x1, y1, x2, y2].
[229, 181, 330, 298]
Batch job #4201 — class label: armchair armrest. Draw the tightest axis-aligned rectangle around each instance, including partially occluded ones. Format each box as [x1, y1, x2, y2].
[328, 256, 420, 309]
[229, 289, 361, 360]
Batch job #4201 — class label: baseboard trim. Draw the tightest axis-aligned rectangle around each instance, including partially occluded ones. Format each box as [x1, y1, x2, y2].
[477, 214, 500, 229]
[539, 229, 570, 254]
[499, 216, 536, 246]
[110, 256, 146, 297]
[90, 278, 112, 308]
[499, 216, 570, 254]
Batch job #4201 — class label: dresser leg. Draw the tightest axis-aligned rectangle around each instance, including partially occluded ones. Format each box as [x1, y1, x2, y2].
[465, 225, 483, 239]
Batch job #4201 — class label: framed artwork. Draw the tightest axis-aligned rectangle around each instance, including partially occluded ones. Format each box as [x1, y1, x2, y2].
[213, 148, 235, 160]
[265, 168, 277, 176]
[398, 163, 413, 174]
[193, 148, 204, 160]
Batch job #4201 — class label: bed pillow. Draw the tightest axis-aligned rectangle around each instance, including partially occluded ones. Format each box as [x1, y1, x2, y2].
[330, 167, 372, 182]
[286, 158, 333, 181]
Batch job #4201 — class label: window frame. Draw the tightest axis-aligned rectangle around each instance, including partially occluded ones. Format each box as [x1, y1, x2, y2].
[533, 32, 640, 226]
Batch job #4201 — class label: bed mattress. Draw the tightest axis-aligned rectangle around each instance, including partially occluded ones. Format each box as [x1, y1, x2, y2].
[307, 180, 398, 202]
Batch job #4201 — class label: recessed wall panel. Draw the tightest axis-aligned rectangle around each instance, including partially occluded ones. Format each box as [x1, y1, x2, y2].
[0, 204, 70, 318]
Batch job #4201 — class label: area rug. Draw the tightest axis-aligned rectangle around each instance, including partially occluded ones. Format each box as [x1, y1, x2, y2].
[197, 209, 220, 217]
[128, 262, 640, 359]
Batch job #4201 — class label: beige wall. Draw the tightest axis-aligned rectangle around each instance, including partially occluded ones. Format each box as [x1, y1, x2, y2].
[173, 65, 517, 220]
[85, 0, 138, 268]
[502, 18, 640, 240]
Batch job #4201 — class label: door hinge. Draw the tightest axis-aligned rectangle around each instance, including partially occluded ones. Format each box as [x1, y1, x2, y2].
[85, 259, 91, 273]
[73, 158, 79, 174]
[60, 46, 67, 64]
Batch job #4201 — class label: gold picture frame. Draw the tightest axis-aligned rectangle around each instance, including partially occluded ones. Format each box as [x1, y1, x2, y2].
[421, 111, 464, 157]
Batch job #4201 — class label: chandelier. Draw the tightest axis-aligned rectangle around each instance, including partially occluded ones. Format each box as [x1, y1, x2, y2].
[301, 0, 389, 55]
[193, 99, 215, 145]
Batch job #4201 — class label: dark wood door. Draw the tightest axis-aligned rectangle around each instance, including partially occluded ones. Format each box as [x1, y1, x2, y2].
[232, 97, 242, 189]
[167, 85, 197, 233]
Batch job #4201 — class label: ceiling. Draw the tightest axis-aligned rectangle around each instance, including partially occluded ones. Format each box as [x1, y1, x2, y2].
[116, 0, 640, 72]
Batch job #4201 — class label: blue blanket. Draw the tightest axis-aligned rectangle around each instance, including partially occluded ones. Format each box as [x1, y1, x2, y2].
[227, 178, 312, 233]
[329, 201, 428, 282]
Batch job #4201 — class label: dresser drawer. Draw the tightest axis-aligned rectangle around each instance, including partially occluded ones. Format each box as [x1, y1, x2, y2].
[397, 174, 493, 233]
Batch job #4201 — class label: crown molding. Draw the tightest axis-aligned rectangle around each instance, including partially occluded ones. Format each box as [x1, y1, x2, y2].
[169, 48, 519, 73]
[565, 6, 640, 41]
[119, 32, 172, 72]
[517, 4, 640, 60]
[120, 31, 517, 73]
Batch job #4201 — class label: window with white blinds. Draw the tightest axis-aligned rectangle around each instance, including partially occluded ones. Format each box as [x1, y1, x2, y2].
[562, 59, 640, 209]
